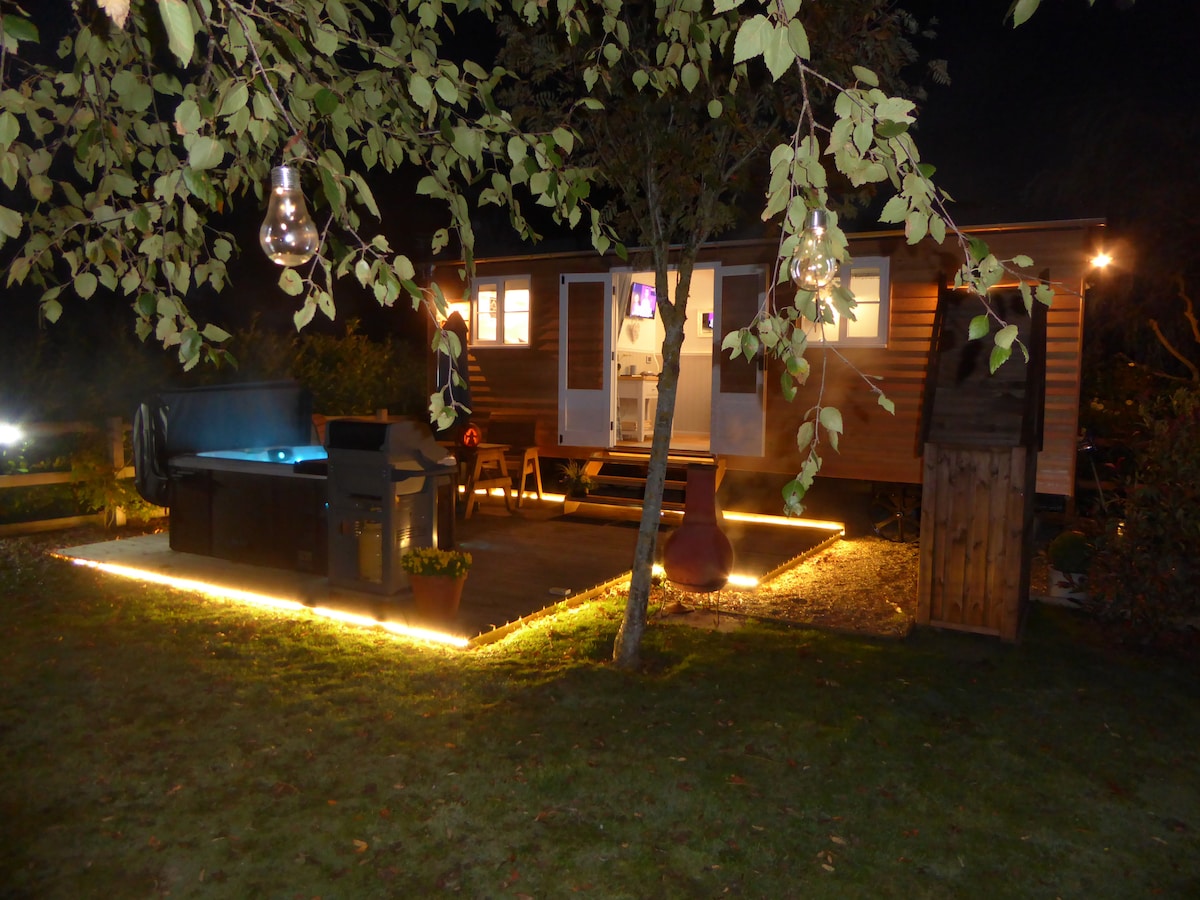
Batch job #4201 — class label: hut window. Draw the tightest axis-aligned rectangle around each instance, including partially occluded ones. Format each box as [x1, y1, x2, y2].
[471, 276, 531, 346]
[802, 257, 891, 347]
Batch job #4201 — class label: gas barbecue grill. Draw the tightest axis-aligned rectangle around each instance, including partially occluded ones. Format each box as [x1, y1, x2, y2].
[324, 418, 458, 594]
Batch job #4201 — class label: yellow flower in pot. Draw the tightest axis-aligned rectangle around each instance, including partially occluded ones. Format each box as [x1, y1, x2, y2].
[400, 546, 473, 621]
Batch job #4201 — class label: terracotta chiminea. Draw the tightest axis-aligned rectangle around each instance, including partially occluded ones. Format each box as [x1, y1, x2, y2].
[662, 464, 734, 593]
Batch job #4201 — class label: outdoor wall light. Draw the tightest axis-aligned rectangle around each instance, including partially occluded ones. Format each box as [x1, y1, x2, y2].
[1090, 251, 1113, 268]
[259, 165, 319, 267]
[789, 209, 839, 291]
[0, 422, 24, 446]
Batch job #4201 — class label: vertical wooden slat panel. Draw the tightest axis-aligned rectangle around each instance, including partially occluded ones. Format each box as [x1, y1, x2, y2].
[918, 444, 1033, 640]
[916, 447, 936, 626]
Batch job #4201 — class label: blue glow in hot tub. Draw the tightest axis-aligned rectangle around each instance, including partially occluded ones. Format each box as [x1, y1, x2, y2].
[196, 445, 328, 464]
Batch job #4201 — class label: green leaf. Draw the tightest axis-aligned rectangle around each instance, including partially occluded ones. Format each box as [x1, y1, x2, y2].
[278, 268, 304, 296]
[968, 237, 990, 264]
[851, 65, 878, 87]
[0, 111, 18, 149]
[0, 204, 22, 239]
[220, 82, 249, 118]
[989, 343, 1011, 374]
[392, 255, 415, 281]
[294, 300, 315, 330]
[786, 19, 809, 62]
[879, 195, 907, 224]
[0, 14, 38, 45]
[818, 405, 843, 436]
[707, 99, 723, 119]
[796, 420, 815, 450]
[929, 215, 946, 244]
[1011, 0, 1042, 27]
[111, 71, 153, 112]
[732, 14, 769, 65]
[187, 136, 224, 170]
[968, 314, 990, 341]
[904, 210, 928, 244]
[74, 272, 98, 299]
[201, 323, 232, 342]
[762, 21, 798, 81]
[1018, 281, 1033, 314]
[174, 99, 201, 134]
[314, 88, 339, 116]
[780, 371, 797, 402]
[312, 27, 339, 57]
[157, 0, 195, 66]
[994, 323, 1019, 349]
[877, 392, 896, 415]
[1035, 284, 1055, 307]
[1011, 254, 1034, 267]
[680, 62, 700, 93]
[408, 74, 433, 111]
[349, 172, 379, 218]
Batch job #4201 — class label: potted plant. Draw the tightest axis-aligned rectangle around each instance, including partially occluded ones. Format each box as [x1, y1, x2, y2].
[558, 460, 597, 498]
[1046, 529, 1092, 604]
[400, 546, 473, 621]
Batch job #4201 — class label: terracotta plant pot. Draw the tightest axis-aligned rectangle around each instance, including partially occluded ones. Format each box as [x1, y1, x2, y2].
[409, 573, 467, 622]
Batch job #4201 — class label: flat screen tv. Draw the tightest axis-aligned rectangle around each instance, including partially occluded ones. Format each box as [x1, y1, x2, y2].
[627, 282, 657, 319]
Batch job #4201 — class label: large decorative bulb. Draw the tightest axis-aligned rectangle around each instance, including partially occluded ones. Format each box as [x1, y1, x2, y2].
[259, 165, 319, 267]
[789, 209, 838, 291]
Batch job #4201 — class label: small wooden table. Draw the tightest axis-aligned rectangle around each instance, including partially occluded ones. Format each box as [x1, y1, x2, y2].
[461, 443, 512, 519]
[618, 375, 658, 441]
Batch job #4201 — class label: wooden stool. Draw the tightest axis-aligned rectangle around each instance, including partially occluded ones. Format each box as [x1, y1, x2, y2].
[462, 443, 512, 519]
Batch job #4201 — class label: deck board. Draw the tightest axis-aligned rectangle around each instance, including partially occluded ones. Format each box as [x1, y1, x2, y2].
[55, 502, 837, 644]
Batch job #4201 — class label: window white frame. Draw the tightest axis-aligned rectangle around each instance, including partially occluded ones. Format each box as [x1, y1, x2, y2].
[469, 275, 531, 347]
[803, 256, 891, 347]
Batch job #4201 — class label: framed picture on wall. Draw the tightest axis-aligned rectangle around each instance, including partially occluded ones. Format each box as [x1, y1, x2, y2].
[698, 311, 714, 336]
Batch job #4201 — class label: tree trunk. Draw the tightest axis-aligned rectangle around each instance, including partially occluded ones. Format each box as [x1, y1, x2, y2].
[613, 258, 695, 669]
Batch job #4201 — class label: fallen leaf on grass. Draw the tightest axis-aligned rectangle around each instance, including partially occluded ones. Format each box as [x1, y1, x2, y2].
[353, 839, 369, 854]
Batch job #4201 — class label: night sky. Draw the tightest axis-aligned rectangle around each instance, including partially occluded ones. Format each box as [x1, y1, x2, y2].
[908, 0, 1200, 228]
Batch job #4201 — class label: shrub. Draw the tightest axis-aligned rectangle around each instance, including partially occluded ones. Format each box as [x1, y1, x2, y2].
[1089, 388, 1200, 642]
[1047, 530, 1092, 574]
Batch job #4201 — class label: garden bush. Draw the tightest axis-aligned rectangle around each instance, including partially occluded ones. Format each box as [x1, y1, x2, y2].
[1089, 387, 1200, 642]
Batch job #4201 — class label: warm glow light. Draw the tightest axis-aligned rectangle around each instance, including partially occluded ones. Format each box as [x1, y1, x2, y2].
[259, 165, 319, 267]
[0, 422, 24, 446]
[790, 209, 839, 291]
[66, 557, 469, 649]
[1090, 251, 1113, 269]
[724, 510, 845, 533]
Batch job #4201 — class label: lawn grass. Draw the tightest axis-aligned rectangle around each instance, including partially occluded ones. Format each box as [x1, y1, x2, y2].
[2, 539, 1199, 898]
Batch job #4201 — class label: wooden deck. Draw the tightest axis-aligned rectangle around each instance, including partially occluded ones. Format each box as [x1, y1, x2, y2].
[55, 500, 840, 647]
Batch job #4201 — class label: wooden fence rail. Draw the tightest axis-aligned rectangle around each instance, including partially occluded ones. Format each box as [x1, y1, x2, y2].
[0, 417, 141, 537]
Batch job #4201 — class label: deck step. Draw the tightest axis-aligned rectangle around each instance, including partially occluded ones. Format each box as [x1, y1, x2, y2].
[558, 449, 725, 522]
[592, 473, 688, 491]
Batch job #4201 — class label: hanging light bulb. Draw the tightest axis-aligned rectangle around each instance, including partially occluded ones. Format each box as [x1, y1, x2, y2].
[789, 208, 839, 291]
[259, 165, 319, 267]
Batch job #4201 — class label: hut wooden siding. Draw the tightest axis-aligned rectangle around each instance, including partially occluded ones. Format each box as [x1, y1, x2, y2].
[433, 251, 609, 450]
[428, 221, 1094, 498]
